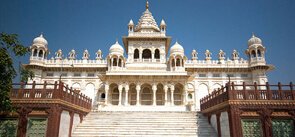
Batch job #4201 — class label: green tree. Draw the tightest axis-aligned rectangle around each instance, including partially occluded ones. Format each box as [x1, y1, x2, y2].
[0, 32, 33, 112]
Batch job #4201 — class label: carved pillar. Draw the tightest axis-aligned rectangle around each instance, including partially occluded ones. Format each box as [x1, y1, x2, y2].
[152, 84, 157, 106]
[45, 106, 62, 137]
[118, 85, 123, 106]
[37, 49, 40, 58]
[105, 84, 109, 105]
[164, 85, 168, 106]
[136, 84, 141, 106]
[16, 107, 32, 137]
[183, 85, 188, 105]
[288, 110, 295, 128]
[258, 108, 273, 137]
[79, 113, 84, 123]
[68, 111, 74, 137]
[171, 85, 175, 106]
[216, 112, 221, 137]
[228, 106, 243, 137]
[125, 85, 129, 106]
[139, 50, 142, 61]
[152, 50, 155, 60]
[111, 58, 113, 70]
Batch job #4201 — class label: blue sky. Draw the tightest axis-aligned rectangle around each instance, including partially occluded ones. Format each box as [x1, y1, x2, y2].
[1, 0, 295, 83]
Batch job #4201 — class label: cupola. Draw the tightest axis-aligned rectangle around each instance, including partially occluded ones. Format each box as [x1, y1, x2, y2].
[33, 34, 48, 48]
[109, 40, 124, 55]
[248, 34, 262, 47]
[170, 41, 184, 56]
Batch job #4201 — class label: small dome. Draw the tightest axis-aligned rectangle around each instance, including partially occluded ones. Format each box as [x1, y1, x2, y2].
[33, 34, 48, 47]
[109, 41, 124, 55]
[160, 19, 166, 26]
[248, 34, 262, 46]
[170, 41, 184, 55]
[128, 19, 134, 26]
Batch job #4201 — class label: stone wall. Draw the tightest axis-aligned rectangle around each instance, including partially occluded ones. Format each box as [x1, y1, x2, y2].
[59, 111, 70, 137]
[72, 113, 81, 133]
[220, 112, 230, 137]
[210, 114, 217, 133]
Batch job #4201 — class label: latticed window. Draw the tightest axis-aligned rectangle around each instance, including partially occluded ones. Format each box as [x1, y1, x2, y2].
[26, 118, 47, 137]
[241, 119, 262, 137]
[0, 119, 18, 137]
[272, 119, 294, 137]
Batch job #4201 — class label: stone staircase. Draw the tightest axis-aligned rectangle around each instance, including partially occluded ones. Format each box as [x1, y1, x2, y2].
[72, 111, 217, 137]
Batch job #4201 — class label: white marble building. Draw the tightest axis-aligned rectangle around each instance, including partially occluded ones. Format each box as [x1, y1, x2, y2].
[26, 1, 272, 111]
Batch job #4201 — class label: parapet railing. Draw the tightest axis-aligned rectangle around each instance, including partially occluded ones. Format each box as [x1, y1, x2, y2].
[10, 81, 92, 110]
[200, 82, 295, 111]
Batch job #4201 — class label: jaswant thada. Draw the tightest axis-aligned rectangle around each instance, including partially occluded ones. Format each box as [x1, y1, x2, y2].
[19, 1, 293, 137]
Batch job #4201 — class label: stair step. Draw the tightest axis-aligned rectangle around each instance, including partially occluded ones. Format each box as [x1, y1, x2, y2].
[72, 111, 217, 137]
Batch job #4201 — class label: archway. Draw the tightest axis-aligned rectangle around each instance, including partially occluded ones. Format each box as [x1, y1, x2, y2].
[134, 49, 139, 59]
[251, 50, 256, 58]
[156, 84, 164, 105]
[196, 84, 209, 102]
[110, 84, 119, 105]
[129, 84, 137, 105]
[72, 83, 81, 92]
[154, 49, 160, 59]
[142, 49, 151, 59]
[33, 49, 38, 56]
[38, 50, 43, 57]
[174, 83, 183, 105]
[84, 83, 95, 105]
[212, 83, 222, 93]
[141, 84, 152, 105]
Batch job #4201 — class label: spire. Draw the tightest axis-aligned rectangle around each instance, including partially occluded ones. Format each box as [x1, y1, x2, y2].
[134, 0, 160, 32]
[146, 0, 149, 10]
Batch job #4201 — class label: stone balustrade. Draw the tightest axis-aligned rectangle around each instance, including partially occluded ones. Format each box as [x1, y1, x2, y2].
[200, 82, 295, 111]
[11, 81, 92, 110]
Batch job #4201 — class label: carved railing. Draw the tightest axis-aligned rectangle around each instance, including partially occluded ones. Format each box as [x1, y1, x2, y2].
[200, 82, 295, 111]
[10, 81, 92, 109]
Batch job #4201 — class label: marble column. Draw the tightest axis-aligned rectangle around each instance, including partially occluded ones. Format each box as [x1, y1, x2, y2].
[164, 85, 168, 106]
[118, 85, 123, 106]
[125, 85, 129, 106]
[104, 84, 109, 105]
[183, 85, 188, 105]
[171, 85, 174, 106]
[111, 58, 114, 70]
[136, 84, 141, 106]
[152, 84, 157, 106]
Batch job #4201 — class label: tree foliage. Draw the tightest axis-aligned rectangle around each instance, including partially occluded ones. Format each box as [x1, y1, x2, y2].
[0, 32, 33, 112]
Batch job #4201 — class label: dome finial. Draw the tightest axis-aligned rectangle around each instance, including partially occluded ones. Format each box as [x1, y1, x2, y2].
[146, 0, 149, 10]
[40, 32, 43, 37]
[252, 32, 255, 38]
